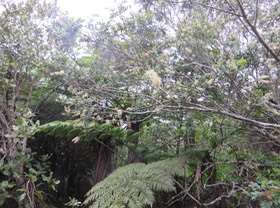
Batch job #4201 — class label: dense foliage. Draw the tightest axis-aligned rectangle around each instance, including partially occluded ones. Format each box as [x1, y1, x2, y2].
[0, 0, 279, 207]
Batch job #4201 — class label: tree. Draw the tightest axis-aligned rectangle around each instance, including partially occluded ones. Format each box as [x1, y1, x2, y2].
[64, 0, 280, 206]
[2, 0, 278, 207]
[0, 0, 79, 206]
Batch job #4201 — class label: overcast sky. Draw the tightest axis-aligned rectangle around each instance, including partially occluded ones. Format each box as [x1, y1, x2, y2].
[57, 0, 121, 20]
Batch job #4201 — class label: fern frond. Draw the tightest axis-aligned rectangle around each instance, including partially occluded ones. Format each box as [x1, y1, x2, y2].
[39, 120, 81, 138]
[38, 120, 129, 142]
[84, 157, 186, 208]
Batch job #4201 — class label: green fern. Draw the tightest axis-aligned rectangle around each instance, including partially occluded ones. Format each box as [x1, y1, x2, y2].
[84, 157, 186, 208]
[39, 120, 83, 139]
[38, 120, 128, 142]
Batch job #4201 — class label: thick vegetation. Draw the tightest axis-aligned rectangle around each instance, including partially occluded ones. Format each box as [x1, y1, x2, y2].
[0, 0, 279, 207]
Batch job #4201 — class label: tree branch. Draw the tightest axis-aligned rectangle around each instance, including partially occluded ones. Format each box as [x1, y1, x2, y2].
[254, 0, 259, 27]
[236, 0, 280, 63]
[34, 83, 65, 113]
[25, 83, 35, 110]
[167, 0, 242, 17]
[164, 104, 280, 129]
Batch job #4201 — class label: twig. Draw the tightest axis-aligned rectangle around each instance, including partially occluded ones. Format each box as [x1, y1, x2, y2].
[34, 83, 65, 113]
[202, 183, 236, 206]
[254, 0, 259, 27]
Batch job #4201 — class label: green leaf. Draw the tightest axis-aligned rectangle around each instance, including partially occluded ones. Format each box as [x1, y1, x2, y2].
[19, 193, 26, 202]
[236, 59, 247, 67]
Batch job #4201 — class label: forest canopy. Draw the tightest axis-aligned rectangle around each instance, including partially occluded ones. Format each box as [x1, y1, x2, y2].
[0, 0, 279, 207]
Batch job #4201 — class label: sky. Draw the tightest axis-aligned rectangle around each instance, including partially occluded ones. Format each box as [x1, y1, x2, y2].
[57, 0, 121, 20]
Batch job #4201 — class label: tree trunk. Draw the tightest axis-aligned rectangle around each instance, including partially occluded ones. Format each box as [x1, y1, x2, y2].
[93, 138, 114, 184]
[127, 121, 141, 164]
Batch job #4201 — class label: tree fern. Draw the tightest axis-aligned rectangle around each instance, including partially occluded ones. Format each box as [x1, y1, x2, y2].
[38, 120, 128, 142]
[38, 120, 83, 139]
[84, 157, 186, 208]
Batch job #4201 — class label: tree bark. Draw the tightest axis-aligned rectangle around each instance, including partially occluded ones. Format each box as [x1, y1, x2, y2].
[93, 138, 114, 184]
[127, 121, 141, 164]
